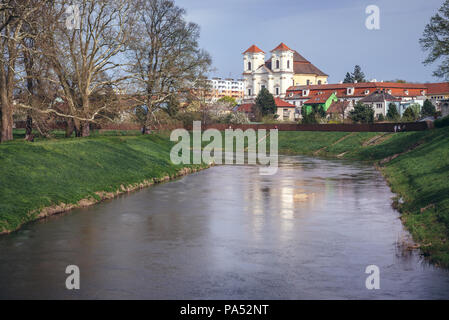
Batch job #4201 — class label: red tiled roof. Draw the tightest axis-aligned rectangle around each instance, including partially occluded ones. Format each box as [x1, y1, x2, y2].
[243, 45, 264, 54]
[424, 82, 449, 95]
[286, 82, 428, 99]
[264, 49, 327, 76]
[274, 97, 295, 108]
[236, 103, 255, 112]
[287, 82, 427, 92]
[271, 42, 292, 52]
[304, 92, 333, 104]
[326, 101, 351, 114]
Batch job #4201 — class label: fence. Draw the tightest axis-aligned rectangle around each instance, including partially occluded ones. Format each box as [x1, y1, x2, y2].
[15, 121, 433, 132]
[185, 121, 433, 132]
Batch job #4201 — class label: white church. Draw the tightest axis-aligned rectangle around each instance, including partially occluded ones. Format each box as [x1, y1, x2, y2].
[242, 43, 328, 101]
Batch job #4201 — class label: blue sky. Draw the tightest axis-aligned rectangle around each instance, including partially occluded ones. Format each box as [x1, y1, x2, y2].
[176, 0, 444, 83]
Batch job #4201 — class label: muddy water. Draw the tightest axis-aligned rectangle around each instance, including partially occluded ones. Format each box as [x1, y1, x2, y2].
[1, 156, 449, 299]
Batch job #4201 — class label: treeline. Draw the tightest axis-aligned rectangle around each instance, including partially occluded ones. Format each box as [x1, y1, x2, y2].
[0, 0, 211, 142]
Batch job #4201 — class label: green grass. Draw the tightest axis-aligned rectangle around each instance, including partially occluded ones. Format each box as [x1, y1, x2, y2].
[278, 127, 449, 267]
[0, 133, 204, 233]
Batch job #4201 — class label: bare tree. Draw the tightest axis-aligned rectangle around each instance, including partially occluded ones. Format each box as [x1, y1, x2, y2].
[17, 0, 136, 137]
[128, 0, 211, 132]
[0, 0, 44, 142]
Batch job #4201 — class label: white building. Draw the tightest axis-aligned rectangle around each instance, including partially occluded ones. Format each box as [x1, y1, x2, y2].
[242, 43, 328, 101]
[208, 78, 245, 102]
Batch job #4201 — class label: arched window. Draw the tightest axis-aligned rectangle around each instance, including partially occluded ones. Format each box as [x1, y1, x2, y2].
[287, 60, 290, 69]
[248, 61, 252, 71]
[276, 60, 280, 69]
[275, 87, 280, 95]
[318, 80, 322, 85]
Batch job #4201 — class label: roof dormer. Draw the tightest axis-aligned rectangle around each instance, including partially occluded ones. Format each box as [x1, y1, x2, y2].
[347, 87, 354, 95]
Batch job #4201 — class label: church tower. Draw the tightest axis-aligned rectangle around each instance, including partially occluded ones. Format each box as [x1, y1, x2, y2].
[242, 45, 265, 99]
[243, 44, 265, 73]
[270, 43, 294, 97]
[270, 42, 294, 73]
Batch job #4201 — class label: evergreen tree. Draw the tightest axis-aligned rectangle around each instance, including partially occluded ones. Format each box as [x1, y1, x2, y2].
[402, 107, 417, 121]
[421, 99, 436, 117]
[377, 113, 385, 121]
[386, 103, 400, 121]
[255, 88, 276, 116]
[343, 72, 353, 83]
[351, 65, 366, 83]
[349, 102, 374, 123]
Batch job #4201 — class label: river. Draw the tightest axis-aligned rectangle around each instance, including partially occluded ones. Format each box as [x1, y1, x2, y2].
[1, 156, 449, 299]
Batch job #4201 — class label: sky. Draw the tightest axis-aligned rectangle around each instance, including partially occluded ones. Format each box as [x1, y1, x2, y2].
[176, 0, 445, 83]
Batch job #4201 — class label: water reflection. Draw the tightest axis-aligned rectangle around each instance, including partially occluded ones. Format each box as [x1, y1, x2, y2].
[1, 156, 449, 299]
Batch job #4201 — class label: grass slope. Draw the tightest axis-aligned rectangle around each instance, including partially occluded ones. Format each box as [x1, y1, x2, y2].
[0, 134, 202, 233]
[279, 128, 449, 267]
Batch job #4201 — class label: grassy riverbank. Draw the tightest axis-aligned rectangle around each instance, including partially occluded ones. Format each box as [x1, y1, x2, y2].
[0, 133, 204, 234]
[279, 128, 449, 267]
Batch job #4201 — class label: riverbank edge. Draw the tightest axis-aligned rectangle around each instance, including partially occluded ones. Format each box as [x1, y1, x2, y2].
[0, 164, 211, 236]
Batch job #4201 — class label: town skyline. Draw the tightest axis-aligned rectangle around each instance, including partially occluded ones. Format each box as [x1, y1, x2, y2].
[178, 0, 445, 83]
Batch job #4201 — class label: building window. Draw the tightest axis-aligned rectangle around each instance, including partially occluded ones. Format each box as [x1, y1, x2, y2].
[365, 90, 370, 95]
[306, 80, 310, 85]
[261, 84, 266, 89]
[347, 87, 354, 95]
[275, 87, 280, 95]
[318, 80, 322, 85]
[248, 62, 251, 71]
[276, 60, 280, 69]
[248, 88, 252, 96]
[287, 60, 290, 69]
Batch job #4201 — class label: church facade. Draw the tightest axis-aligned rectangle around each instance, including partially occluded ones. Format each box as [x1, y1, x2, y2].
[242, 43, 328, 101]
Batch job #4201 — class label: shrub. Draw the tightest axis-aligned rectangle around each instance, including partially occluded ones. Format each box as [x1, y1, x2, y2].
[435, 115, 449, 128]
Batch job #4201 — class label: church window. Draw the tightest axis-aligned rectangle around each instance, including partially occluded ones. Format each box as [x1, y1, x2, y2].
[275, 87, 280, 95]
[318, 80, 322, 85]
[287, 60, 290, 69]
[248, 88, 252, 96]
[276, 60, 280, 69]
[248, 62, 252, 71]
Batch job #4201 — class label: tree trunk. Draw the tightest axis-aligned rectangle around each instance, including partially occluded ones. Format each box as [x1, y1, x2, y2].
[65, 119, 75, 137]
[81, 121, 90, 137]
[25, 114, 33, 141]
[1, 100, 13, 142]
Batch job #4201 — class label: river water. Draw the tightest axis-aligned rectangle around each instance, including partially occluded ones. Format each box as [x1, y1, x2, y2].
[1, 156, 449, 299]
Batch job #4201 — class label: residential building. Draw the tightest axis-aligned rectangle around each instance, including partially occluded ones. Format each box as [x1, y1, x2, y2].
[242, 43, 328, 101]
[234, 103, 256, 121]
[359, 90, 402, 119]
[303, 92, 338, 114]
[274, 98, 296, 122]
[208, 78, 246, 102]
[285, 82, 428, 108]
[425, 82, 449, 102]
[326, 101, 353, 120]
